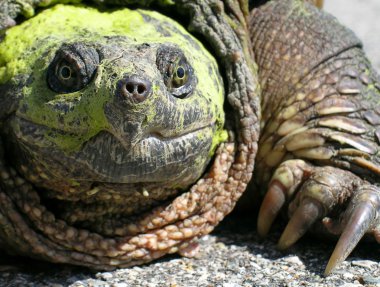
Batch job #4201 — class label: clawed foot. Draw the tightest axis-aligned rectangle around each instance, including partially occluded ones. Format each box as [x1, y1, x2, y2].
[257, 159, 380, 275]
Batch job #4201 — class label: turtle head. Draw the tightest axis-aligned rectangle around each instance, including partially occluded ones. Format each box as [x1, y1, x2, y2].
[0, 5, 226, 196]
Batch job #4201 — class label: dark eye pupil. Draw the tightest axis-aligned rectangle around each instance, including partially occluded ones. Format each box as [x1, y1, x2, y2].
[176, 66, 185, 79]
[59, 66, 72, 79]
[47, 43, 99, 94]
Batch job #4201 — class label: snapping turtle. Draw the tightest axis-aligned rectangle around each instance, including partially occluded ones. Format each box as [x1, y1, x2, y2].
[0, 0, 379, 276]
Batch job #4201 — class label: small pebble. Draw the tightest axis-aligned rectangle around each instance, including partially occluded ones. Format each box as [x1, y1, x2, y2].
[351, 260, 376, 269]
[97, 272, 113, 280]
[362, 275, 380, 285]
[283, 256, 304, 266]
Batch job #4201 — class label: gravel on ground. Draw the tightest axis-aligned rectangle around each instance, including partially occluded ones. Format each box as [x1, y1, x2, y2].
[1, 217, 380, 287]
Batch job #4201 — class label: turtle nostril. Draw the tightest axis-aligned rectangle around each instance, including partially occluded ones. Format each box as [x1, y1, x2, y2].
[117, 75, 151, 103]
[137, 84, 146, 95]
[126, 82, 135, 94]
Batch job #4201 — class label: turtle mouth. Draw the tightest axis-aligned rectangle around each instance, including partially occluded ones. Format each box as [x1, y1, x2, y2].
[119, 122, 216, 150]
[73, 124, 216, 183]
[3, 115, 216, 189]
[13, 113, 215, 146]
[148, 123, 214, 140]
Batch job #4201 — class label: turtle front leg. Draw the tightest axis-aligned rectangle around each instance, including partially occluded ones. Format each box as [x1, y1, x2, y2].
[257, 159, 380, 275]
[250, 0, 380, 274]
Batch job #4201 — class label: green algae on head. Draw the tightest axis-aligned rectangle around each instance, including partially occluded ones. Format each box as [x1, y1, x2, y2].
[0, 4, 226, 193]
[0, 0, 261, 272]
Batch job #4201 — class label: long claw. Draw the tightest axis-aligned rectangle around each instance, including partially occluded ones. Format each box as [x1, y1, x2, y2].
[277, 198, 324, 250]
[325, 201, 377, 275]
[257, 181, 286, 237]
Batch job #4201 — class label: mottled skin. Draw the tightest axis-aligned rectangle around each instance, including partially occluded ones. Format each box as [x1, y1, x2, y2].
[1, 6, 227, 229]
[250, 0, 380, 274]
[0, 0, 259, 270]
[0, 0, 379, 276]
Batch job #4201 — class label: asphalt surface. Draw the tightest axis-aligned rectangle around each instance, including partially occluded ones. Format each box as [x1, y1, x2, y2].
[1, 1, 380, 286]
[325, 0, 380, 71]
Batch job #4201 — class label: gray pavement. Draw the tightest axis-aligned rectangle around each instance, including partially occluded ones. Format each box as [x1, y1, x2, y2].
[325, 0, 380, 71]
[1, 1, 380, 286]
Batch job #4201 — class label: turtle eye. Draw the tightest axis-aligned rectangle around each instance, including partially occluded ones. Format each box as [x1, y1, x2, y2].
[156, 45, 196, 99]
[172, 62, 189, 88]
[58, 65, 73, 80]
[47, 43, 99, 94]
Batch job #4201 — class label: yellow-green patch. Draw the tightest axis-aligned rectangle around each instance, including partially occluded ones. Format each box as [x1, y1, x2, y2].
[0, 5, 226, 155]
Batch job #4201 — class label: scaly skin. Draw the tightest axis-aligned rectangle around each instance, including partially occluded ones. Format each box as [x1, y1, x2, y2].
[0, 6, 227, 221]
[0, 0, 260, 270]
[1, 0, 379, 276]
[250, 0, 380, 275]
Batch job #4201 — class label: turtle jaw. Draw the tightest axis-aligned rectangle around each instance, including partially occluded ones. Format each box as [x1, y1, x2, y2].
[144, 121, 215, 141]
[2, 115, 216, 194]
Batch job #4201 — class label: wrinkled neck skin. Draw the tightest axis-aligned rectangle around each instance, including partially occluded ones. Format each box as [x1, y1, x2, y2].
[249, 0, 380, 189]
